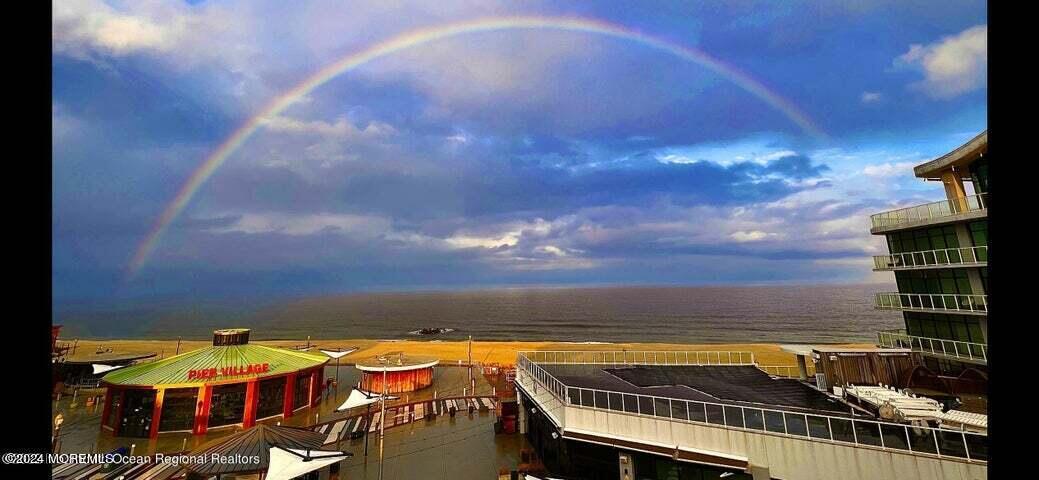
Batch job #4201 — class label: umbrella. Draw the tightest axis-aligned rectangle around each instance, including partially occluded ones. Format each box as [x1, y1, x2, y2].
[265, 446, 351, 480]
[336, 388, 398, 412]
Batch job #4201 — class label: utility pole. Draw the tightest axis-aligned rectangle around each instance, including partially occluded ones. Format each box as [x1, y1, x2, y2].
[378, 366, 387, 480]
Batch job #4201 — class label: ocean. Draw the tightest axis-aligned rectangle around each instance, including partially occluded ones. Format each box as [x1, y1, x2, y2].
[54, 284, 903, 344]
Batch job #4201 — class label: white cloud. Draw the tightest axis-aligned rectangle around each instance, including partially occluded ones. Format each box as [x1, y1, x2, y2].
[860, 92, 882, 103]
[897, 24, 987, 98]
[862, 161, 916, 177]
[259, 115, 396, 139]
[208, 212, 392, 237]
[730, 230, 775, 242]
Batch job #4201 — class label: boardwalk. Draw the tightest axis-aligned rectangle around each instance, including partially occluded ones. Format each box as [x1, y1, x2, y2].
[51, 396, 500, 480]
[310, 395, 499, 445]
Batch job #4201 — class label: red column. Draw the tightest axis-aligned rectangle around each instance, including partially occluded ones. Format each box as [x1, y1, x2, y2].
[149, 389, 165, 439]
[193, 385, 212, 435]
[284, 373, 297, 418]
[113, 390, 127, 436]
[100, 388, 114, 430]
[309, 369, 320, 407]
[242, 379, 259, 428]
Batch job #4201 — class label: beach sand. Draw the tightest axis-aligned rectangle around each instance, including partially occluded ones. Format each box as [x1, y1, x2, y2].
[64, 338, 873, 367]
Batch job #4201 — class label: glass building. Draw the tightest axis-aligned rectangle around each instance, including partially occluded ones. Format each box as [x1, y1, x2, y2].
[99, 329, 329, 439]
[870, 130, 988, 385]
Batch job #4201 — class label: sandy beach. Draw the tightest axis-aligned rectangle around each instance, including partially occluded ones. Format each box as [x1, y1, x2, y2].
[64, 338, 873, 367]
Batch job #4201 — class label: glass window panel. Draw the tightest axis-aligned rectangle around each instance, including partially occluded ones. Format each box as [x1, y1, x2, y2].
[654, 398, 671, 418]
[594, 390, 609, 409]
[580, 389, 594, 407]
[907, 427, 938, 454]
[705, 404, 726, 425]
[880, 424, 910, 450]
[639, 396, 655, 416]
[210, 383, 247, 428]
[623, 394, 639, 413]
[853, 420, 883, 446]
[937, 430, 969, 458]
[784, 414, 808, 436]
[256, 378, 285, 420]
[688, 402, 707, 422]
[724, 406, 744, 428]
[159, 388, 199, 432]
[670, 400, 688, 420]
[964, 433, 988, 461]
[744, 409, 764, 430]
[830, 418, 855, 443]
[807, 416, 830, 439]
[764, 411, 786, 433]
[608, 392, 624, 411]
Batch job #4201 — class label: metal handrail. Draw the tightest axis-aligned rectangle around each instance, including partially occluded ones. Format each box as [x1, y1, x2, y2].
[873, 246, 988, 271]
[874, 292, 987, 314]
[871, 193, 988, 229]
[877, 330, 987, 362]
[516, 353, 987, 464]
[757, 365, 817, 378]
[519, 350, 756, 365]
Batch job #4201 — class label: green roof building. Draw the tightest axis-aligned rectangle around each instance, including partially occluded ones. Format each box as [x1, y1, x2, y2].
[99, 329, 329, 439]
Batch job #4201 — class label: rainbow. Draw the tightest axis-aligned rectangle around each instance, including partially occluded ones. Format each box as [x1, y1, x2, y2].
[127, 15, 825, 277]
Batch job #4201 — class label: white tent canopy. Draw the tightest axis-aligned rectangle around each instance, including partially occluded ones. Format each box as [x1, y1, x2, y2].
[337, 388, 399, 411]
[265, 446, 350, 480]
[91, 364, 124, 375]
[320, 348, 358, 359]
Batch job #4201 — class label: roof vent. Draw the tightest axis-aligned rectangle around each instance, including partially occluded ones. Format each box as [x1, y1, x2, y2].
[213, 328, 251, 346]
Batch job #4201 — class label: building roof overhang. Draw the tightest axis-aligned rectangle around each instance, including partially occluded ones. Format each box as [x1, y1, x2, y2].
[914, 130, 987, 179]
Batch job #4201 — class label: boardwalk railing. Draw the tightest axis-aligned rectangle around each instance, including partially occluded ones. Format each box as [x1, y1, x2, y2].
[877, 330, 987, 363]
[873, 246, 988, 271]
[520, 350, 755, 366]
[870, 193, 988, 230]
[516, 352, 987, 464]
[874, 292, 987, 314]
[757, 365, 817, 378]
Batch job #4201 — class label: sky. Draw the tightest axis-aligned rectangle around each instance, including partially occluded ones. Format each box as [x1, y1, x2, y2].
[52, 0, 987, 304]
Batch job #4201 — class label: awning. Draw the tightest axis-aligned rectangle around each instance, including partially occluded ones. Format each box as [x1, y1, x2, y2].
[336, 388, 398, 411]
[320, 348, 358, 359]
[91, 364, 124, 375]
[265, 446, 351, 480]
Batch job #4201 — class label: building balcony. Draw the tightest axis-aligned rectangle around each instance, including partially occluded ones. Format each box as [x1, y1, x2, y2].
[874, 292, 987, 315]
[870, 193, 987, 234]
[872, 246, 987, 271]
[877, 329, 987, 365]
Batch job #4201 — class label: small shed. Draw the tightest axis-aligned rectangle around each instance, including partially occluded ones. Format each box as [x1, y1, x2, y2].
[811, 346, 919, 390]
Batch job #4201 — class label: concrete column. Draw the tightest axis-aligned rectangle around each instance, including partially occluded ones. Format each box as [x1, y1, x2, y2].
[953, 223, 986, 296]
[149, 388, 165, 439]
[978, 318, 988, 344]
[941, 170, 967, 211]
[796, 355, 809, 381]
[517, 392, 527, 435]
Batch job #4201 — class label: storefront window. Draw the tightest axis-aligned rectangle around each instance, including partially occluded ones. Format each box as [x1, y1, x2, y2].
[119, 389, 156, 438]
[293, 373, 311, 410]
[209, 384, 247, 427]
[257, 377, 287, 419]
[106, 391, 122, 430]
[159, 388, 198, 432]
